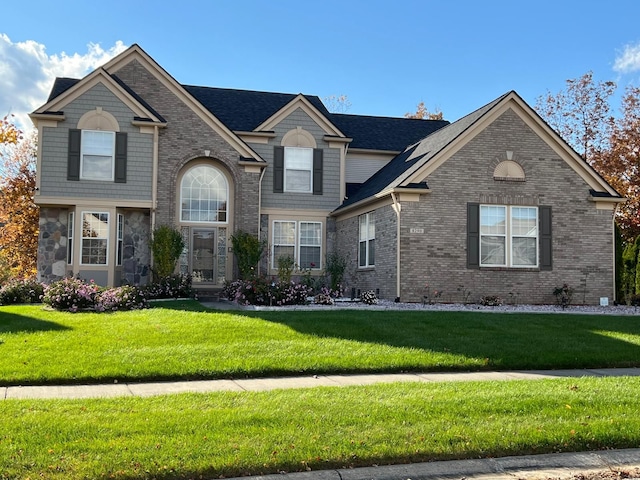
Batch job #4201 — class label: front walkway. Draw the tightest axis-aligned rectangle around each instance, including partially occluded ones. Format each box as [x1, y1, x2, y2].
[4, 367, 640, 400]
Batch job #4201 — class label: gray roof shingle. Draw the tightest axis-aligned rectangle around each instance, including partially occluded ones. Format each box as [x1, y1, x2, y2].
[44, 77, 449, 152]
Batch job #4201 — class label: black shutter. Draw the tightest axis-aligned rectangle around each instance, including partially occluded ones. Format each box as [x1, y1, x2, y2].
[273, 146, 284, 193]
[539, 206, 552, 270]
[114, 132, 127, 183]
[313, 148, 323, 195]
[67, 129, 81, 181]
[467, 203, 480, 269]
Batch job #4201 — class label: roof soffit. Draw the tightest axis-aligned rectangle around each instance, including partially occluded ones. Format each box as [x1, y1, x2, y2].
[401, 93, 620, 197]
[257, 94, 345, 137]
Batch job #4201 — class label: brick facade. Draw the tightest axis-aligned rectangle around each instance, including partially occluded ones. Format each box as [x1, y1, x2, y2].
[335, 109, 616, 305]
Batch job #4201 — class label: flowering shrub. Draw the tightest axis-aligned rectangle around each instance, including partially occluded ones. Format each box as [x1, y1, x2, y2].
[97, 285, 149, 312]
[0, 278, 45, 305]
[360, 290, 378, 305]
[142, 274, 194, 300]
[314, 293, 334, 305]
[42, 277, 100, 312]
[480, 295, 503, 306]
[222, 277, 313, 306]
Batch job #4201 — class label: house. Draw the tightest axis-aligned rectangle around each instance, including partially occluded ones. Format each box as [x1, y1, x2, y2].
[30, 44, 623, 305]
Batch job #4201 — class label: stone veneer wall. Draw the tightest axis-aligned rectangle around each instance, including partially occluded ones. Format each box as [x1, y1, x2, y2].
[38, 207, 71, 283]
[120, 210, 151, 286]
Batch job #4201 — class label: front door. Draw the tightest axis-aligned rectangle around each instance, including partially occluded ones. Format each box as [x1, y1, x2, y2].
[191, 229, 216, 284]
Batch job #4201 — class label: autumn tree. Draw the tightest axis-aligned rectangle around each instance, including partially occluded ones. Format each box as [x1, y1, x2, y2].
[405, 101, 443, 120]
[536, 73, 640, 241]
[535, 72, 616, 161]
[0, 123, 39, 280]
[323, 94, 352, 113]
[0, 114, 21, 146]
[591, 85, 640, 239]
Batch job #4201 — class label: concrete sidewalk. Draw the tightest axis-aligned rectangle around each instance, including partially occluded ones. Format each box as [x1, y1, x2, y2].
[228, 449, 640, 480]
[3, 367, 640, 400]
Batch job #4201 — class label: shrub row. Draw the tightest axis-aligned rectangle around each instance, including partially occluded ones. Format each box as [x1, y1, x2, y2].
[0, 274, 194, 312]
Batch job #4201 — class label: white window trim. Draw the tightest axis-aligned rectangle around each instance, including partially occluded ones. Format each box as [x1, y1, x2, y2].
[298, 221, 322, 270]
[80, 130, 115, 181]
[180, 164, 229, 224]
[284, 146, 313, 193]
[480, 205, 538, 268]
[271, 220, 322, 270]
[67, 211, 74, 265]
[80, 211, 110, 266]
[116, 213, 124, 267]
[358, 212, 375, 268]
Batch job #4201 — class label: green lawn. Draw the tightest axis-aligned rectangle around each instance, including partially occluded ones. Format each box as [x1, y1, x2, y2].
[2, 302, 640, 479]
[1, 300, 639, 385]
[2, 377, 639, 479]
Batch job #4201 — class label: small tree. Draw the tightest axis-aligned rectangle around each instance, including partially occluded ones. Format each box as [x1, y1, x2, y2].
[230, 230, 265, 279]
[149, 225, 185, 281]
[325, 251, 347, 293]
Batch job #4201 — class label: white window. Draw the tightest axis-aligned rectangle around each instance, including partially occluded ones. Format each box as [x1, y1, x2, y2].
[81, 130, 115, 181]
[181, 165, 228, 223]
[67, 212, 74, 264]
[299, 222, 321, 269]
[272, 220, 322, 270]
[359, 212, 375, 268]
[116, 213, 124, 266]
[81, 212, 109, 265]
[480, 205, 537, 267]
[284, 147, 313, 193]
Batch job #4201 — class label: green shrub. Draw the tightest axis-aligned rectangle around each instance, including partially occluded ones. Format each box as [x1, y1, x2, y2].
[150, 225, 185, 281]
[325, 252, 347, 293]
[230, 230, 265, 279]
[142, 273, 194, 300]
[480, 295, 503, 306]
[277, 255, 295, 283]
[0, 278, 44, 305]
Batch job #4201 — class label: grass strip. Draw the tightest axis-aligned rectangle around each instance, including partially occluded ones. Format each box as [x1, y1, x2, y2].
[2, 377, 639, 479]
[1, 302, 640, 385]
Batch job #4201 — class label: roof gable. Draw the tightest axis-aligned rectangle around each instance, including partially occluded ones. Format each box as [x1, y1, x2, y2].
[335, 91, 621, 214]
[32, 67, 164, 124]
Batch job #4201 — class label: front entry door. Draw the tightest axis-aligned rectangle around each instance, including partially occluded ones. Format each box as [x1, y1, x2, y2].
[191, 229, 216, 284]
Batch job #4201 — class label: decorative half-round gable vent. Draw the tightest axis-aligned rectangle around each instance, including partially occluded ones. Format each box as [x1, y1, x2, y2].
[77, 107, 120, 131]
[493, 160, 525, 181]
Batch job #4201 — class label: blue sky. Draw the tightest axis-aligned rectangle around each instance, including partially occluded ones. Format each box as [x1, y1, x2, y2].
[2, 0, 640, 131]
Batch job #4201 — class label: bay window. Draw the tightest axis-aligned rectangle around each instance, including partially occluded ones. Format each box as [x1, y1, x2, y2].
[81, 212, 109, 265]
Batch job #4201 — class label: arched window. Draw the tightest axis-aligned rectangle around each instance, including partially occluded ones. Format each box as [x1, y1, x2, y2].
[180, 165, 228, 223]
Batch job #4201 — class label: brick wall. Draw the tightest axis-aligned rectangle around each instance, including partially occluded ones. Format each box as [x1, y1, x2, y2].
[113, 60, 261, 237]
[398, 108, 615, 305]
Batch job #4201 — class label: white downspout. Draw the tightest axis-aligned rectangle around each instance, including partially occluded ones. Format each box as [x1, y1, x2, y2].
[391, 192, 401, 301]
[151, 125, 159, 232]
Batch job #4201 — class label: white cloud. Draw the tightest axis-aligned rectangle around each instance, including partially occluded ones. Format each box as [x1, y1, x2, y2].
[613, 41, 640, 74]
[0, 35, 128, 132]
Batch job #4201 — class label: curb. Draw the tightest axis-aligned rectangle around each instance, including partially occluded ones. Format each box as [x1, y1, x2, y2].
[225, 449, 640, 480]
